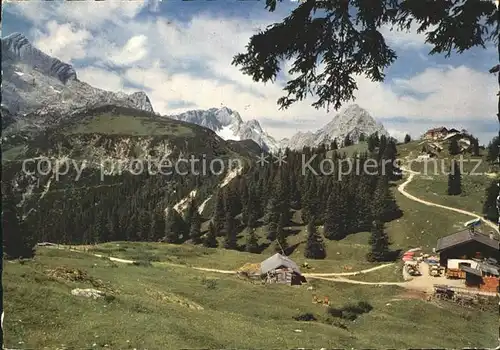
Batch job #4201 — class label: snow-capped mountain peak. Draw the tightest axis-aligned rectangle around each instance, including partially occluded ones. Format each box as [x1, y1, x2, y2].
[169, 107, 278, 152]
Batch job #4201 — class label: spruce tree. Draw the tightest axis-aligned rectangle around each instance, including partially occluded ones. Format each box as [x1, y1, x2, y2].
[212, 190, 225, 234]
[223, 212, 238, 250]
[203, 222, 218, 248]
[447, 161, 462, 195]
[246, 185, 260, 229]
[486, 136, 500, 162]
[372, 176, 401, 222]
[2, 183, 35, 259]
[245, 229, 260, 253]
[164, 207, 181, 243]
[404, 134, 411, 144]
[367, 135, 376, 153]
[330, 140, 338, 150]
[483, 180, 500, 224]
[189, 211, 202, 244]
[448, 138, 460, 155]
[184, 198, 197, 226]
[367, 220, 390, 262]
[275, 214, 288, 253]
[471, 137, 480, 156]
[343, 134, 352, 147]
[304, 218, 326, 259]
[151, 210, 165, 241]
[267, 220, 278, 241]
[324, 192, 346, 240]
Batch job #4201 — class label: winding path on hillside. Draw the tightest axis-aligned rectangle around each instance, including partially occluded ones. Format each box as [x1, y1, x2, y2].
[398, 167, 499, 233]
[303, 263, 394, 277]
[48, 245, 392, 276]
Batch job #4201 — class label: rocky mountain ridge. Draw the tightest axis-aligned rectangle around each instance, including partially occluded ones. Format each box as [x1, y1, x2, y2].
[281, 105, 388, 149]
[169, 107, 279, 152]
[1, 32, 154, 124]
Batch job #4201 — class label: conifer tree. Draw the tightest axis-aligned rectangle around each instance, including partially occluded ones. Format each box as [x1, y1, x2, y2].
[203, 222, 218, 248]
[245, 229, 260, 253]
[404, 134, 411, 144]
[212, 190, 225, 234]
[324, 192, 342, 240]
[189, 211, 202, 244]
[330, 140, 338, 150]
[486, 136, 499, 162]
[275, 214, 288, 252]
[164, 207, 181, 243]
[301, 174, 318, 224]
[359, 133, 366, 142]
[343, 134, 352, 147]
[447, 160, 462, 195]
[264, 193, 280, 226]
[372, 176, 401, 222]
[367, 220, 390, 262]
[246, 184, 260, 229]
[471, 137, 480, 156]
[304, 218, 326, 259]
[267, 218, 278, 241]
[184, 198, 197, 226]
[367, 135, 376, 153]
[483, 180, 500, 224]
[2, 183, 35, 259]
[448, 138, 460, 155]
[223, 212, 238, 250]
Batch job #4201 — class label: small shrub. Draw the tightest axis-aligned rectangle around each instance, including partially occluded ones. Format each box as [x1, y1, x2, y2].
[326, 301, 373, 321]
[201, 277, 217, 290]
[104, 295, 116, 303]
[293, 313, 317, 321]
[327, 307, 343, 318]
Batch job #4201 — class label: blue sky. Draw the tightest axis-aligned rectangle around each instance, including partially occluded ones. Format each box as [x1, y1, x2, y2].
[2, 0, 499, 143]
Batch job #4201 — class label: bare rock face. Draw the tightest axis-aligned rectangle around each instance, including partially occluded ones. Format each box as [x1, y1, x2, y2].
[1, 32, 154, 119]
[281, 104, 389, 149]
[71, 288, 106, 300]
[170, 107, 279, 152]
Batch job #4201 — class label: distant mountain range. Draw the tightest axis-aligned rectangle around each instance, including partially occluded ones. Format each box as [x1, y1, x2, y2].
[169, 107, 280, 152]
[1, 32, 389, 151]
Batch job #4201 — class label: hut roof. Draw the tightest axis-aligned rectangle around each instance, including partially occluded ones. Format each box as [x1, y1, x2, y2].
[260, 253, 301, 275]
[436, 230, 500, 252]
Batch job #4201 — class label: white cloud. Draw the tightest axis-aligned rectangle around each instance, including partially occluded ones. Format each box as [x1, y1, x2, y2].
[78, 67, 136, 94]
[380, 22, 433, 50]
[8, 1, 497, 144]
[109, 35, 149, 66]
[33, 21, 91, 62]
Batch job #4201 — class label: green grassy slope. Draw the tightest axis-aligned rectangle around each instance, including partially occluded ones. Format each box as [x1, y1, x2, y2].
[3, 248, 496, 349]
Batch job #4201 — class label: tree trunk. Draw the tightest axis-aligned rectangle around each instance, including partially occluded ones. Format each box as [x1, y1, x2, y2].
[494, 15, 500, 232]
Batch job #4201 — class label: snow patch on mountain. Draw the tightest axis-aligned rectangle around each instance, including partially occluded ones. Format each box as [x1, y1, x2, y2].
[170, 107, 278, 152]
[216, 125, 241, 141]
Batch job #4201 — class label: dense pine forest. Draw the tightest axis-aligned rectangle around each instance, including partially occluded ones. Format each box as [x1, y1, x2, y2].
[2, 131, 499, 260]
[3, 133, 403, 259]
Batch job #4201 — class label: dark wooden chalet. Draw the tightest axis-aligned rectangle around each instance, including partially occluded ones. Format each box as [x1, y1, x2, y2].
[435, 230, 500, 267]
